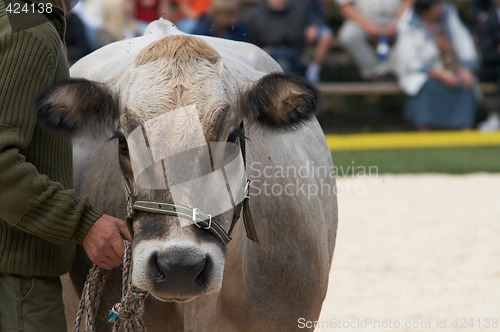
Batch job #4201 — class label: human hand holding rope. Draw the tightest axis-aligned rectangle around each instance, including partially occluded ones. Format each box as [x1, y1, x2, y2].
[83, 215, 133, 270]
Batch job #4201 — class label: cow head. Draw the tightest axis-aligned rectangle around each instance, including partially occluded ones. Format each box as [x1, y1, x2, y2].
[34, 35, 319, 302]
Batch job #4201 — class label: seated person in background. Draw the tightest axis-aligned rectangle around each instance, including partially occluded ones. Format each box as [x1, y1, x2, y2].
[65, 11, 91, 66]
[96, 0, 141, 48]
[392, 0, 478, 131]
[471, 0, 493, 25]
[175, 0, 214, 33]
[245, 0, 307, 77]
[336, 0, 412, 80]
[475, 0, 500, 131]
[192, 0, 249, 42]
[293, 0, 333, 82]
[71, 0, 106, 51]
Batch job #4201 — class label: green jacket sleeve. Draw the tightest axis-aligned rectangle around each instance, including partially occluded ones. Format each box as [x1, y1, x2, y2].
[0, 29, 103, 245]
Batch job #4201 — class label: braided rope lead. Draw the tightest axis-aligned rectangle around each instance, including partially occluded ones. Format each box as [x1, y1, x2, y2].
[109, 240, 149, 332]
[74, 240, 149, 332]
[75, 264, 109, 332]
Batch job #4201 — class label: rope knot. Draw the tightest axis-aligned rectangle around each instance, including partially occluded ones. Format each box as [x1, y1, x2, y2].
[109, 298, 145, 322]
[75, 240, 149, 332]
[108, 284, 148, 330]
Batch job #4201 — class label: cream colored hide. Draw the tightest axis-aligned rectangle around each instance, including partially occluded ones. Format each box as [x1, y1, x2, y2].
[64, 20, 338, 332]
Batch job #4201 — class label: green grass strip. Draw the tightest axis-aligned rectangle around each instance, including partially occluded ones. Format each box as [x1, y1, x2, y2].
[332, 146, 500, 175]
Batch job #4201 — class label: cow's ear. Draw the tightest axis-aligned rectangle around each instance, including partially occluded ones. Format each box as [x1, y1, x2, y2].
[241, 73, 319, 129]
[34, 78, 117, 137]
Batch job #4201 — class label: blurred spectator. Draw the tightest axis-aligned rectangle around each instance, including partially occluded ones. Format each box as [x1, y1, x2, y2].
[293, 0, 333, 82]
[476, 0, 500, 131]
[471, 0, 493, 25]
[175, 0, 214, 33]
[71, 0, 106, 51]
[136, 0, 171, 33]
[336, 0, 412, 80]
[192, 0, 249, 42]
[245, 0, 307, 76]
[96, 0, 141, 48]
[393, 0, 478, 131]
[65, 11, 91, 65]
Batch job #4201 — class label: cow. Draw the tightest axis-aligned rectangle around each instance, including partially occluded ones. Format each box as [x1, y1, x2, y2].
[35, 20, 338, 331]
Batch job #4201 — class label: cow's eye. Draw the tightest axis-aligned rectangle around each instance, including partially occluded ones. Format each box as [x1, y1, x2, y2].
[118, 136, 129, 157]
[227, 126, 246, 144]
[111, 132, 129, 158]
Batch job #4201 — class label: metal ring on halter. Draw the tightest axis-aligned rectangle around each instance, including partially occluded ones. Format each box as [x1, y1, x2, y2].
[203, 215, 212, 230]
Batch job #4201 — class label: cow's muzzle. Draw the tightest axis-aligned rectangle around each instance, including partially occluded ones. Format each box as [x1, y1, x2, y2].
[132, 240, 224, 302]
[150, 250, 210, 301]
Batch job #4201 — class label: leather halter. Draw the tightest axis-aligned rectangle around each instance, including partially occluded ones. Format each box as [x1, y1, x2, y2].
[123, 124, 258, 244]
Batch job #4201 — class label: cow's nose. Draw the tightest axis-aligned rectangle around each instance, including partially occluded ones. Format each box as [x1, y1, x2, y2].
[153, 253, 208, 293]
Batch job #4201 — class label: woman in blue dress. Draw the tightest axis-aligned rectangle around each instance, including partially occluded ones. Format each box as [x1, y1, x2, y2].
[393, 0, 478, 130]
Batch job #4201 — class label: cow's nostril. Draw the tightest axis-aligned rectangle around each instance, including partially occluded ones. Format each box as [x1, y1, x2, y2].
[194, 259, 208, 287]
[155, 270, 166, 284]
[153, 254, 208, 292]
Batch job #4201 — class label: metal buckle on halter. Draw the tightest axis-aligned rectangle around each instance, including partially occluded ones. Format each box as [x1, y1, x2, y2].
[193, 208, 212, 230]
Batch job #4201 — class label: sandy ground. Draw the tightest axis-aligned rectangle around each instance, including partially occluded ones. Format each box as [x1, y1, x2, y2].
[317, 174, 500, 332]
[64, 174, 500, 332]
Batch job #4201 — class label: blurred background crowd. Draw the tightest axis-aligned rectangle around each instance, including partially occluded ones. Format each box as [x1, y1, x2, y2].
[65, 0, 500, 132]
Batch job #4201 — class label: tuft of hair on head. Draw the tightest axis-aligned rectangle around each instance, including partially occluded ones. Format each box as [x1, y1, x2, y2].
[135, 35, 221, 66]
[33, 78, 117, 138]
[243, 72, 320, 130]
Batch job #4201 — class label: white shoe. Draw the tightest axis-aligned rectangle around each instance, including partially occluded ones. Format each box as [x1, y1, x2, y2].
[478, 112, 500, 132]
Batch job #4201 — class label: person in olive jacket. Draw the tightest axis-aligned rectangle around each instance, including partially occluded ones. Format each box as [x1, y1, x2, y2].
[0, 1, 132, 330]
